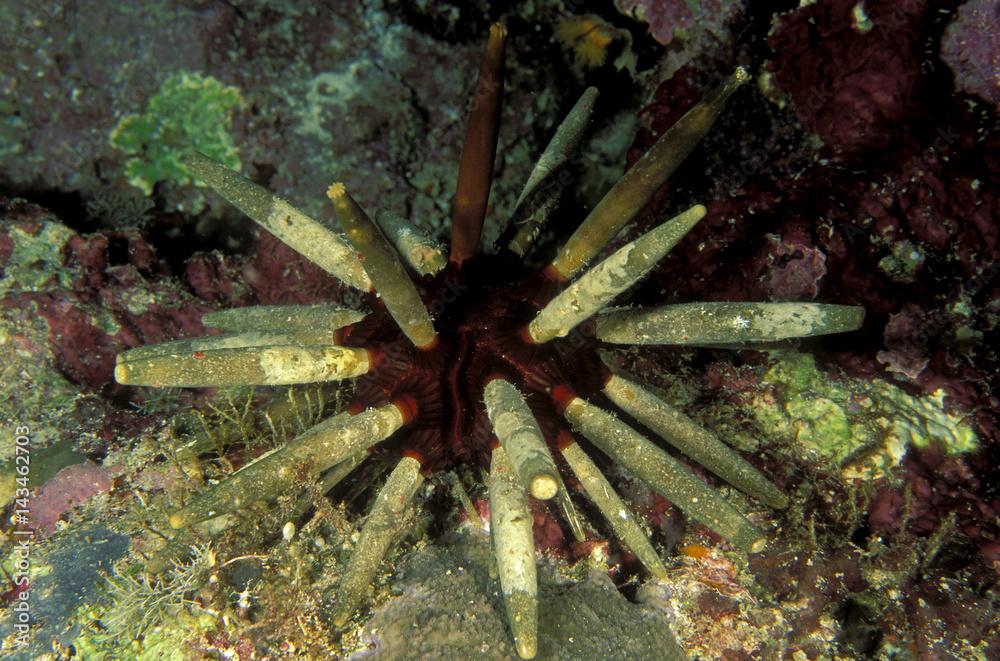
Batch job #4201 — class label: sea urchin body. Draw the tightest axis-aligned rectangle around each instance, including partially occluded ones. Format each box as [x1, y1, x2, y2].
[115, 24, 864, 659]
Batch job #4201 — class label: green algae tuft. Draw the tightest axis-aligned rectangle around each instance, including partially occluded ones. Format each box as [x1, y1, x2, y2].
[750, 352, 978, 480]
[110, 72, 243, 195]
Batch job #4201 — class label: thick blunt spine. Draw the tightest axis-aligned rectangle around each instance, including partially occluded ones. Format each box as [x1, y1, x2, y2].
[508, 87, 599, 256]
[561, 396, 765, 553]
[333, 455, 424, 626]
[120, 329, 359, 361]
[115, 342, 370, 387]
[489, 445, 538, 660]
[202, 304, 366, 335]
[328, 183, 437, 349]
[484, 378, 561, 500]
[376, 211, 447, 276]
[549, 67, 750, 280]
[596, 301, 865, 346]
[560, 440, 667, 579]
[119, 332, 293, 362]
[183, 151, 371, 291]
[604, 374, 787, 509]
[169, 402, 406, 528]
[450, 23, 507, 265]
[527, 205, 705, 343]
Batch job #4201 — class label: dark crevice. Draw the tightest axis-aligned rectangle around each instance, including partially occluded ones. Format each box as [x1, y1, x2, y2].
[2, 186, 88, 230]
[0, 182, 254, 278]
[834, 597, 883, 657]
[388, 0, 497, 44]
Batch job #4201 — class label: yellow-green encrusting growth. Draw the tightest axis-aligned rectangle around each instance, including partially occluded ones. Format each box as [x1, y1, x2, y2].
[489, 445, 538, 660]
[509, 87, 599, 257]
[115, 337, 370, 387]
[751, 352, 977, 480]
[562, 395, 765, 552]
[184, 151, 371, 291]
[328, 183, 438, 349]
[0, 221, 78, 296]
[596, 302, 865, 345]
[549, 67, 750, 280]
[484, 378, 561, 500]
[168, 403, 405, 529]
[333, 455, 424, 627]
[560, 440, 667, 579]
[528, 204, 706, 343]
[603, 373, 787, 509]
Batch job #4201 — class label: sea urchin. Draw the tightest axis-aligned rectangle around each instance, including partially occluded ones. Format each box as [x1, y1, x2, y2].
[115, 24, 864, 659]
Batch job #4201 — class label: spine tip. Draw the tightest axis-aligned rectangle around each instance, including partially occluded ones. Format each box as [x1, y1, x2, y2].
[529, 474, 559, 500]
[326, 182, 347, 201]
